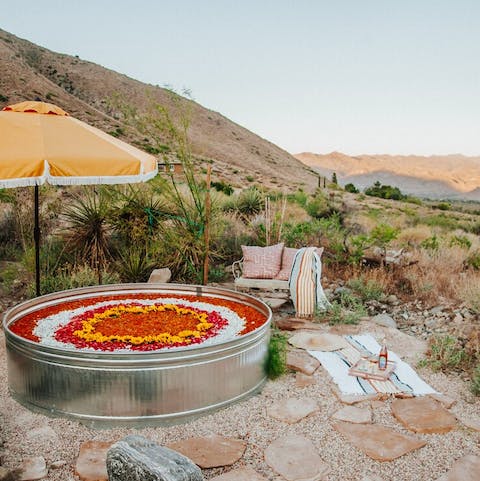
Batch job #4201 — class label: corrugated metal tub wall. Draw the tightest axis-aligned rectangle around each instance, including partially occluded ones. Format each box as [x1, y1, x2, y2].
[3, 284, 272, 427]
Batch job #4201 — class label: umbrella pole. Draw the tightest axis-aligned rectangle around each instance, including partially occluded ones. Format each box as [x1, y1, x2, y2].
[34, 185, 41, 297]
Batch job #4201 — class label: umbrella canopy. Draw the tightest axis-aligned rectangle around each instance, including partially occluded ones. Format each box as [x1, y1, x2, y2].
[0, 101, 157, 188]
[0, 101, 158, 295]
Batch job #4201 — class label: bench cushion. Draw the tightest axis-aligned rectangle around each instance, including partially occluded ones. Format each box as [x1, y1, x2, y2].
[274, 247, 299, 280]
[241, 243, 284, 279]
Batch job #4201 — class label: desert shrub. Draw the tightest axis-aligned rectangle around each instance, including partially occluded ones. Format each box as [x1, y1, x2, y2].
[457, 275, 480, 314]
[246, 175, 255, 182]
[405, 196, 422, 205]
[471, 364, 480, 396]
[281, 219, 323, 247]
[365, 181, 405, 200]
[344, 183, 359, 193]
[465, 250, 480, 270]
[306, 194, 330, 219]
[419, 335, 468, 372]
[347, 276, 385, 301]
[420, 235, 440, 251]
[31, 264, 119, 296]
[236, 187, 263, 216]
[266, 330, 288, 379]
[435, 202, 451, 211]
[287, 189, 308, 207]
[420, 214, 461, 231]
[211, 180, 234, 196]
[396, 226, 432, 247]
[114, 246, 156, 282]
[449, 235, 472, 250]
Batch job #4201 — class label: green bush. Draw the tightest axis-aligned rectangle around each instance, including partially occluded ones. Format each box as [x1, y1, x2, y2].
[436, 202, 451, 211]
[344, 183, 359, 193]
[471, 364, 480, 396]
[365, 181, 405, 200]
[266, 330, 288, 379]
[236, 187, 263, 216]
[419, 335, 468, 372]
[211, 180, 234, 196]
[114, 247, 156, 282]
[449, 235, 472, 250]
[420, 235, 439, 251]
[465, 251, 480, 270]
[347, 277, 385, 301]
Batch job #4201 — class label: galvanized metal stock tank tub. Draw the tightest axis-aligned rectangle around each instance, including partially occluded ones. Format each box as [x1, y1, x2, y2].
[3, 284, 272, 427]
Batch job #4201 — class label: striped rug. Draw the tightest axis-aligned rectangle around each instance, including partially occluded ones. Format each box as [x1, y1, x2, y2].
[308, 334, 437, 396]
[289, 247, 330, 317]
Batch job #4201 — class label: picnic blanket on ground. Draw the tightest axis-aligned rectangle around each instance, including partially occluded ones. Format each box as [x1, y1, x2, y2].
[308, 334, 437, 396]
[289, 247, 330, 317]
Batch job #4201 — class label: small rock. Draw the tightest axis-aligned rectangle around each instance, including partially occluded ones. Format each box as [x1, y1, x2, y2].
[391, 397, 457, 434]
[332, 421, 426, 461]
[452, 313, 463, 323]
[286, 351, 320, 375]
[26, 426, 59, 444]
[50, 461, 66, 469]
[331, 406, 372, 424]
[295, 372, 316, 388]
[19, 456, 47, 481]
[267, 398, 319, 424]
[334, 286, 352, 296]
[361, 476, 384, 481]
[288, 332, 349, 351]
[75, 441, 112, 481]
[386, 295, 398, 305]
[167, 435, 246, 468]
[148, 268, 172, 283]
[370, 313, 397, 329]
[107, 435, 203, 481]
[264, 434, 330, 481]
[430, 306, 444, 315]
[210, 467, 267, 481]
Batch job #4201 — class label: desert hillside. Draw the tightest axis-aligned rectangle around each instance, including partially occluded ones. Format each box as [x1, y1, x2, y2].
[296, 151, 480, 200]
[0, 28, 318, 191]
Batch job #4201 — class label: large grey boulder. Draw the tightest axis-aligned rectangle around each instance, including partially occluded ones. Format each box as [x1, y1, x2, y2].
[106, 435, 204, 481]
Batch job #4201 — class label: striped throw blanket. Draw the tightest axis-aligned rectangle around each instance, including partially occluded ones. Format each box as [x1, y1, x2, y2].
[289, 247, 330, 317]
[308, 334, 436, 396]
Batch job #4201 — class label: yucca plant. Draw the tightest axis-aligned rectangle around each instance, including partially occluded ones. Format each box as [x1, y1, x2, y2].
[62, 187, 112, 284]
[114, 246, 157, 283]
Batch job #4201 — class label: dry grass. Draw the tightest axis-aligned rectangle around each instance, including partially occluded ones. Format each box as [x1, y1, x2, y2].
[456, 274, 480, 314]
[396, 225, 433, 247]
[403, 247, 470, 303]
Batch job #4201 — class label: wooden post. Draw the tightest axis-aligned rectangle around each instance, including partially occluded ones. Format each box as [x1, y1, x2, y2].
[203, 165, 212, 285]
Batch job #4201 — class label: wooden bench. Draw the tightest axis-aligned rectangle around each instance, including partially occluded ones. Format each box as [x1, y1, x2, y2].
[232, 258, 290, 292]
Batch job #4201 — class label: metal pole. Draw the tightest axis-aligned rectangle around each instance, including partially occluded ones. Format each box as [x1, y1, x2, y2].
[34, 185, 41, 296]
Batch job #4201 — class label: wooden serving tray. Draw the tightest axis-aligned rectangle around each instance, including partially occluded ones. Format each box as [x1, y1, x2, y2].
[348, 357, 396, 381]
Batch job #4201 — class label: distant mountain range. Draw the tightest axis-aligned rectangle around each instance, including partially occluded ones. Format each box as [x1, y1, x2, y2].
[0, 28, 318, 191]
[295, 151, 480, 201]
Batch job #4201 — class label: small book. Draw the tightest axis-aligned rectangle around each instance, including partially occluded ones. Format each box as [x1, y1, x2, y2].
[348, 357, 396, 381]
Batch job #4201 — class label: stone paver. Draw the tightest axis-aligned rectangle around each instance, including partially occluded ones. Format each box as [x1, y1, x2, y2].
[19, 456, 47, 481]
[391, 397, 457, 434]
[288, 332, 349, 351]
[331, 406, 372, 424]
[264, 434, 330, 481]
[210, 467, 267, 481]
[331, 387, 380, 405]
[267, 397, 319, 424]
[295, 372, 316, 388]
[286, 351, 320, 375]
[332, 421, 426, 461]
[435, 455, 480, 481]
[168, 435, 246, 468]
[75, 441, 112, 481]
[275, 318, 324, 331]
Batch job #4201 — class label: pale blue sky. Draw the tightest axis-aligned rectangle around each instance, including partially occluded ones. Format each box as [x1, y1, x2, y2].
[3, 1, 480, 155]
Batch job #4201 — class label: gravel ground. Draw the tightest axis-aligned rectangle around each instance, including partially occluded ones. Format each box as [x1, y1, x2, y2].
[1, 325, 479, 481]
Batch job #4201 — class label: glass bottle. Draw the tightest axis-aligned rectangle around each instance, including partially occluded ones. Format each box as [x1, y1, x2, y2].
[378, 339, 388, 370]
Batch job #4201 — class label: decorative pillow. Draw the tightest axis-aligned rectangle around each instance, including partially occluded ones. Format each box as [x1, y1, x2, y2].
[241, 243, 284, 279]
[274, 247, 299, 280]
[275, 246, 324, 281]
